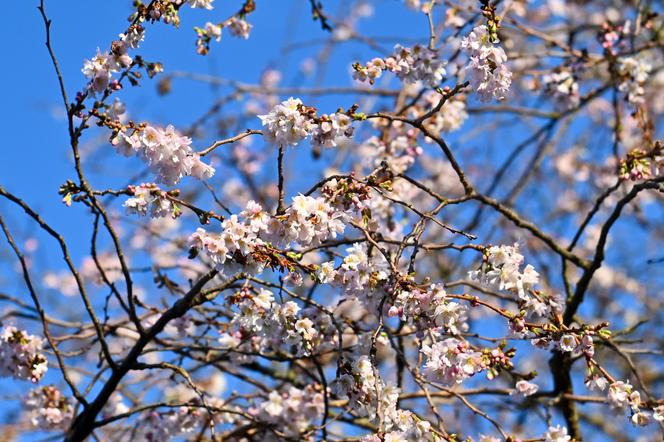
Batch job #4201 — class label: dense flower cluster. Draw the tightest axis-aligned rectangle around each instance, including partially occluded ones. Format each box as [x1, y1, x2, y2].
[80, 25, 145, 95]
[317, 243, 390, 308]
[252, 386, 324, 438]
[0, 326, 48, 383]
[461, 25, 512, 101]
[271, 194, 348, 246]
[123, 183, 181, 218]
[111, 124, 215, 185]
[605, 380, 659, 426]
[227, 16, 252, 39]
[138, 406, 200, 441]
[353, 44, 446, 87]
[15, 0, 664, 440]
[361, 413, 440, 442]
[25, 386, 73, 430]
[617, 57, 651, 106]
[310, 112, 355, 148]
[218, 286, 338, 358]
[258, 98, 354, 148]
[258, 97, 314, 146]
[188, 0, 214, 9]
[389, 284, 469, 335]
[190, 196, 348, 274]
[82, 49, 129, 95]
[421, 338, 484, 385]
[470, 243, 560, 318]
[332, 355, 408, 432]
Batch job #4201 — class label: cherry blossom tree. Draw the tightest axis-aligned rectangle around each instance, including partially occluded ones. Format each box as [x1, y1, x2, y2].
[1, 0, 663, 440]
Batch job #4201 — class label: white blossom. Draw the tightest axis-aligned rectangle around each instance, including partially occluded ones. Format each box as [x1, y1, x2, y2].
[607, 380, 633, 408]
[258, 98, 313, 147]
[227, 16, 252, 39]
[254, 386, 324, 437]
[123, 183, 180, 218]
[618, 57, 651, 106]
[0, 326, 48, 383]
[354, 44, 446, 87]
[25, 386, 73, 430]
[112, 125, 214, 185]
[188, 0, 213, 9]
[545, 425, 571, 442]
[543, 69, 580, 110]
[421, 338, 483, 385]
[512, 380, 539, 398]
[461, 25, 512, 101]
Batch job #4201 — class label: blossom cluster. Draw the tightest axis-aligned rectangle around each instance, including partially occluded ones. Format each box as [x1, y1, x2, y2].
[421, 338, 485, 385]
[542, 69, 580, 110]
[461, 25, 512, 101]
[252, 386, 324, 438]
[270, 194, 348, 246]
[317, 243, 390, 309]
[334, 354, 439, 441]
[469, 243, 560, 318]
[414, 92, 468, 137]
[555, 333, 595, 357]
[361, 135, 422, 174]
[619, 141, 663, 181]
[353, 44, 446, 87]
[332, 355, 397, 423]
[188, 0, 214, 9]
[512, 379, 539, 398]
[25, 386, 74, 430]
[138, 406, 201, 441]
[195, 16, 252, 54]
[545, 425, 572, 442]
[258, 97, 354, 148]
[190, 196, 348, 273]
[218, 286, 337, 358]
[361, 413, 439, 442]
[123, 183, 181, 218]
[0, 326, 48, 383]
[617, 57, 651, 106]
[606, 380, 664, 426]
[111, 124, 215, 185]
[389, 283, 469, 335]
[80, 22, 146, 95]
[82, 47, 129, 95]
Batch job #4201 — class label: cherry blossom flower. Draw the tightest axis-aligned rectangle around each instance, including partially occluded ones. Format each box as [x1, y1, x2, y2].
[542, 69, 580, 110]
[461, 25, 512, 101]
[227, 16, 252, 39]
[188, 0, 214, 9]
[545, 425, 571, 442]
[512, 380, 539, 398]
[258, 97, 314, 147]
[123, 183, 181, 218]
[354, 44, 446, 87]
[25, 386, 73, 430]
[112, 125, 215, 185]
[618, 57, 651, 106]
[0, 326, 48, 383]
[421, 338, 484, 385]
